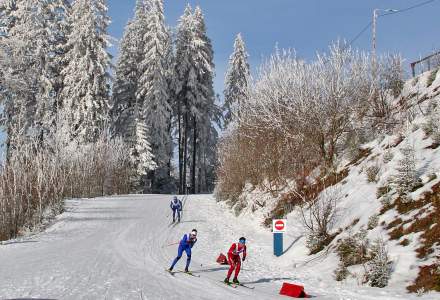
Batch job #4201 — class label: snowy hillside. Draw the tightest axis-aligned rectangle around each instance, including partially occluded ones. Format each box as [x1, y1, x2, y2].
[228, 69, 440, 297]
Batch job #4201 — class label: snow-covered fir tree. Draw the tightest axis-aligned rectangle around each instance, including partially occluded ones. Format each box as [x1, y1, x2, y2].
[61, 0, 111, 143]
[394, 140, 417, 202]
[136, 0, 173, 192]
[191, 6, 219, 193]
[111, 0, 149, 138]
[111, 19, 140, 137]
[128, 118, 157, 192]
[173, 4, 193, 194]
[35, 0, 71, 144]
[367, 239, 392, 288]
[223, 33, 251, 127]
[1, 0, 68, 154]
[173, 5, 219, 193]
[0, 0, 17, 37]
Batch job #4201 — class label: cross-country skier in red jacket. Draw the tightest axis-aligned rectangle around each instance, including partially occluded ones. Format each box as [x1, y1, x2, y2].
[224, 237, 247, 284]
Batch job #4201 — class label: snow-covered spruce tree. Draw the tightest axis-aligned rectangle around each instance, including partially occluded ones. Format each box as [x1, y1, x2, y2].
[173, 4, 193, 194]
[366, 238, 392, 288]
[61, 0, 111, 143]
[111, 0, 149, 138]
[127, 119, 157, 192]
[188, 6, 219, 193]
[111, 20, 140, 137]
[35, 0, 71, 145]
[1, 0, 60, 155]
[173, 5, 219, 194]
[136, 0, 173, 192]
[424, 100, 440, 144]
[394, 141, 417, 202]
[223, 33, 251, 128]
[0, 0, 17, 36]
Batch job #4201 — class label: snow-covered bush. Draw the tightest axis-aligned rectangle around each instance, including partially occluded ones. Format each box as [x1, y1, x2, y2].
[394, 142, 418, 202]
[380, 53, 404, 98]
[334, 261, 350, 281]
[366, 165, 380, 183]
[427, 68, 438, 88]
[366, 238, 392, 288]
[0, 135, 132, 242]
[217, 42, 388, 203]
[383, 150, 394, 163]
[376, 184, 392, 199]
[368, 214, 380, 230]
[380, 193, 393, 207]
[336, 230, 369, 267]
[422, 102, 440, 144]
[300, 189, 340, 254]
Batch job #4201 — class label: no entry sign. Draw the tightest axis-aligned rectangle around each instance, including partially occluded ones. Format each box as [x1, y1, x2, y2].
[273, 219, 287, 233]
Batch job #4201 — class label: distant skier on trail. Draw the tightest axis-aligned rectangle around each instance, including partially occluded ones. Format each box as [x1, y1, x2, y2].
[168, 229, 198, 273]
[170, 196, 183, 223]
[224, 237, 247, 285]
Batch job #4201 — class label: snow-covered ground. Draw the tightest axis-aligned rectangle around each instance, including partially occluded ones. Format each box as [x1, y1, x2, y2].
[0, 194, 438, 299]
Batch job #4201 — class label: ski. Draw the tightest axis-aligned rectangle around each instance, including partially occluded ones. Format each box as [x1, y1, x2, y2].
[236, 283, 255, 290]
[176, 270, 200, 277]
[221, 281, 254, 289]
[165, 269, 175, 276]
[221, 281, 238, 288]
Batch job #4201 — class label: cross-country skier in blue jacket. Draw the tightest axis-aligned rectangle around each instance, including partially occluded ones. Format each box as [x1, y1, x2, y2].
[168, 229, 197, 273]
[170, 196, 183, 223]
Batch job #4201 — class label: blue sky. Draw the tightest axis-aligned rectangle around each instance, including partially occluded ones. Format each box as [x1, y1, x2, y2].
[108, 0, 440, 96]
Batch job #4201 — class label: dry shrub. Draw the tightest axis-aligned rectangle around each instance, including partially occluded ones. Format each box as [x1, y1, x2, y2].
[336, 230, 370, 267]
[366, 165, 380, 183]
[299, 188, 341, 254]
[264, 169, 348, 227]
[407, 264, 440, 293]
[368, 214, 379, 230]
[0, 136, 132, 242]
[216, 120, 319, 207]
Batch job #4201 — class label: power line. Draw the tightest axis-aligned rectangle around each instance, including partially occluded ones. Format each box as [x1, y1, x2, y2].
[346, 0, 438, 48]
[381, 0, 437, 16]
[347, 21, 372, 47]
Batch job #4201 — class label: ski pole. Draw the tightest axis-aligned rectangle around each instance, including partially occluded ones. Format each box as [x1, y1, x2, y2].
[161, 241, 179, 248]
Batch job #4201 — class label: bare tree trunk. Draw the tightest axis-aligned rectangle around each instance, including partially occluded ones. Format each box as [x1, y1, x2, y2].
[178, 99, 183, 194]
[183, 112, 188, 195]
[191, 118, 197, 194]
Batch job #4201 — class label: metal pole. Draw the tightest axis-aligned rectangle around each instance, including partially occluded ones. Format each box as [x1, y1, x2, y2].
[273, 233, 283, 257]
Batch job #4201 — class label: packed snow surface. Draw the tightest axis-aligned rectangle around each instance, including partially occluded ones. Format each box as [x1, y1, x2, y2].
[0, 194, 437, 299]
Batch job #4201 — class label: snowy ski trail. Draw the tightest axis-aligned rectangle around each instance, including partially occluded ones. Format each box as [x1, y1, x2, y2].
[0, 195, 277, 300]
[0, 194, 437, 299]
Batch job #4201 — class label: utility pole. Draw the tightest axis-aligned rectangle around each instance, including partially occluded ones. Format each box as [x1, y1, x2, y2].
[372, 8, 378, 74]
[371, 8, 398, 75]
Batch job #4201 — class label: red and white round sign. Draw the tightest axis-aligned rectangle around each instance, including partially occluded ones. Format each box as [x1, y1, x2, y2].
[273, 219, 287, 233]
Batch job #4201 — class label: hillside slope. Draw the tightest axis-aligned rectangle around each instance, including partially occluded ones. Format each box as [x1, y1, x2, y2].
[231, 69, 440, 296]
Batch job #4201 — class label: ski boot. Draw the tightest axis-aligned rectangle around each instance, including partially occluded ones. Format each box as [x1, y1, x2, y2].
[184, 267, 189, 273]
[224, 277, 230, 284]
[233, 277, 240, 285]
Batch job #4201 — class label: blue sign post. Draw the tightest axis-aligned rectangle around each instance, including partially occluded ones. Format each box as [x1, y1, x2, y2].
[274, 232, 283, 256]
[273, 219, 286, 257]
